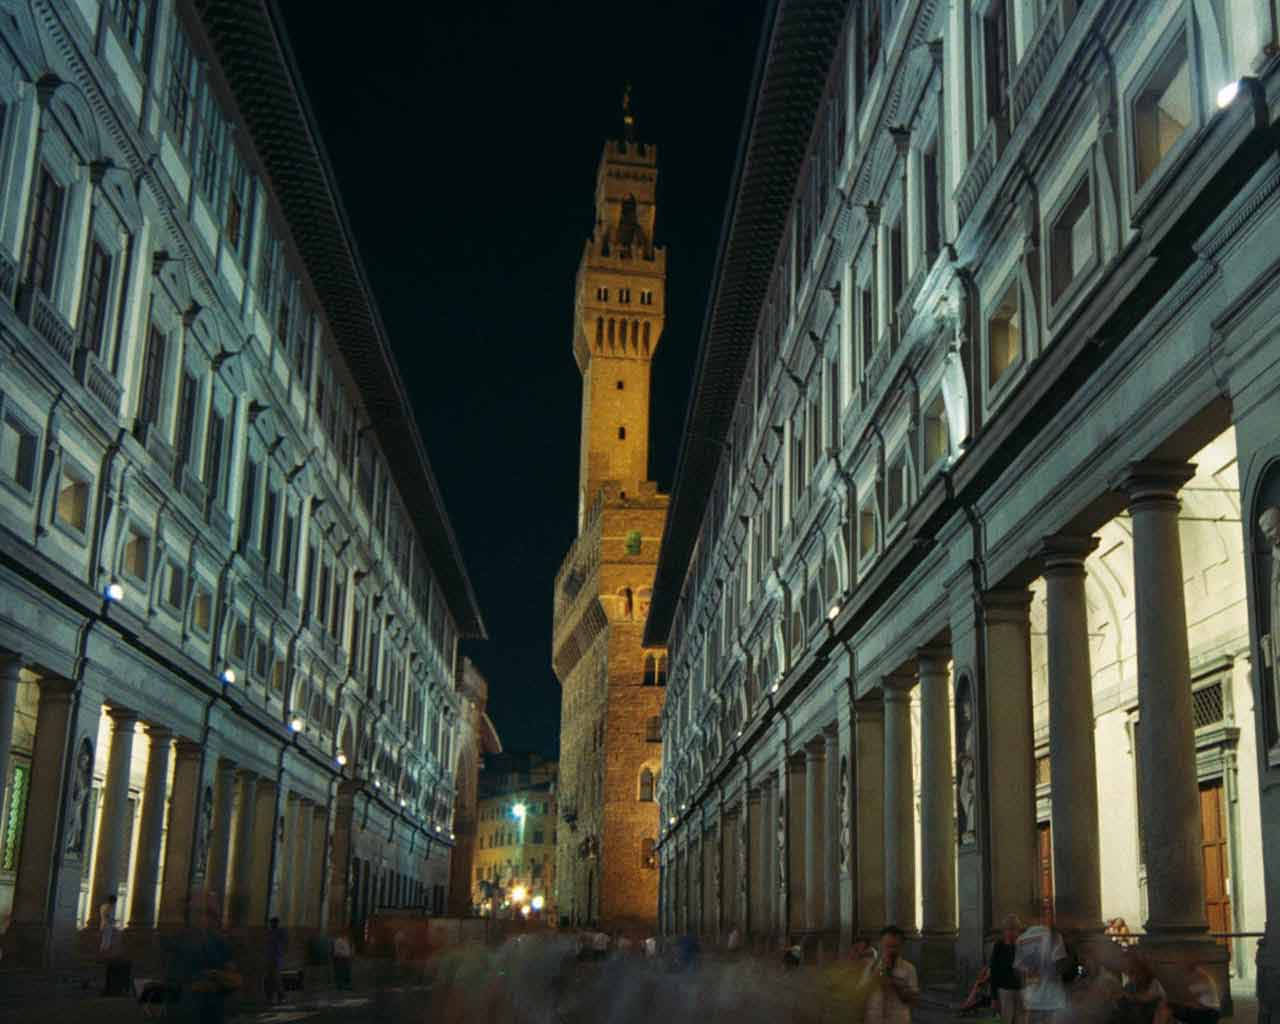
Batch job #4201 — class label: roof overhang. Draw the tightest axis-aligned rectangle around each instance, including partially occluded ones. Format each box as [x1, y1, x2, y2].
[194, 0, 486, 639]
[644, 0, 849, 646]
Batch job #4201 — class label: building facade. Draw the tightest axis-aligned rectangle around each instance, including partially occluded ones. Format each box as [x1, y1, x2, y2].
[0, 0, 485, 967]
[646, 0, 1280, 1005]
[552, 108, 667, 928]
[472, 753, 557, 918]
[448, 657, 503, 916]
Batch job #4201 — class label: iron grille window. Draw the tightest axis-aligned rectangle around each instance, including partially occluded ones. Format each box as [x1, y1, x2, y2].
[108, 0, 150, 62]
[23, 166, 65, 296]
[136, 325, 167, 436]
[165, 20, 198, 149]
[1193, 681, 1225, 730]
[79, 240, 112, 355]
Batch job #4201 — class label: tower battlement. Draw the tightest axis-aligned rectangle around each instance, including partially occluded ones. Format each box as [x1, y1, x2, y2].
[602, 138, 658, 167]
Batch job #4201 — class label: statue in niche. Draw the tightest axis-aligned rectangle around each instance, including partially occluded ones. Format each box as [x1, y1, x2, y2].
[776, 795, 786, 896]
[65, 738, 93, 856]
[839, 754, 851, 874]
[1261, 507, 1280, 678]
[956, 678, 978, 846]
[193, 784, 214, 877]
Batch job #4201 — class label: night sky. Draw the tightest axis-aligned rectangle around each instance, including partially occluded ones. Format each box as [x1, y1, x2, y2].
[280, 1, 766, 758]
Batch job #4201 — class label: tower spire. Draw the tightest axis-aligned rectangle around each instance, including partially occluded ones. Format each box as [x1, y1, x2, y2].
[622, 83, 635, 141]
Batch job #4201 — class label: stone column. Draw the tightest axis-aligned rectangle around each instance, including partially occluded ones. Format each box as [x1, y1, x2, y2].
[0, 655, 23, 820]
[92, 708, 138, 914]
[723, 807, 738, 931]
[127, 726, 172, 928]
[786, 755, 806, 936]
[159, 740, 204, 927]
[1122, 463, 1209, 939]
[275, 794, 298, 925]
[289, 799, 313, 927]
[1041, 535, 1103, 934]
[309, 803, 328, 927]
[918, 649, 956, 937]
[883, 675, 916, 931]
[203, 759, 236, 918]
[250, 778, 280, 923]
[747, 787, 762, 940]
[7, 678, 103, 965]
[824, 730, 840, 932]
[853, 698, 885, 937]
[327, 781, 355, 932]
[982, 590, 1039, 927]
[804, 739, 827, 931]
[226, 770, 258, 926]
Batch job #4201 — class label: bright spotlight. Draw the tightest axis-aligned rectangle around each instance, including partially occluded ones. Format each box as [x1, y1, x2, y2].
[104, 581, 124, 602]
[511, 885, 528, 903]
[521, 904, 532, 917]
[531, 895, 545, 911]
[1217, 80, 1240, 108]
[336, 751, 348, 767]
[828, 603, 840, 620]
[512, 803, 527, 819]
[220, 667, 236, 685]
[289, 716, 304, 733]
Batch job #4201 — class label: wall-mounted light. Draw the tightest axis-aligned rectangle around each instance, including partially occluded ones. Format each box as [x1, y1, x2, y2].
[104, 581, 124, 602]
[221, 667, 236, 686]
[336, 751, 348, 767]
[1217, 80, 1241, 108]
[289, 716, 304, 734]
[828, 602, 841, 621]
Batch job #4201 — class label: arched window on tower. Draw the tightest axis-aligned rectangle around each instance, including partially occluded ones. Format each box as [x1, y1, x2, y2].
[656, 655, 667, 686]
[643, 321, 651, 346]
[638, 767, 654, 802]
[608, 318, 615, 344]
[631, 320, 639, 347]
[596, 317, 604, 349]
[643, 654, 657, 686]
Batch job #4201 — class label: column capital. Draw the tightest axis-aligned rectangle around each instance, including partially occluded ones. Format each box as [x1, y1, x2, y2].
[174, 739, 203, 761]
[106, 706, 139, 727]
[1119, 460, 1196, 507]
[916, 646, 950, 675]
[1039, 535, 1100, 574]
[982, 587, 1034, 623]
[0, 653, 24, 680]
[144, 723, 174, 741]
[882, 670, 916, 698]
[853, 695, 884, 723]
[804, 738, 827, 762]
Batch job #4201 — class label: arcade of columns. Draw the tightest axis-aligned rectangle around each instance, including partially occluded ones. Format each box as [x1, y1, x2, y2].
[661, 460, 1229, 983]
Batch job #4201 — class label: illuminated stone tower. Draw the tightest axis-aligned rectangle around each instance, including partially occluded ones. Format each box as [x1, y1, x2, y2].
[552, 93, 668, 928]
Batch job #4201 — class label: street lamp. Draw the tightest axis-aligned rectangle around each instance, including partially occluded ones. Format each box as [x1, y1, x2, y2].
[511, 885, 527, 904]
[104, 580, 124, 603]
[512, 803, 527, 819]
[336, 751, 348, 767]
[289, 715, 304, 735]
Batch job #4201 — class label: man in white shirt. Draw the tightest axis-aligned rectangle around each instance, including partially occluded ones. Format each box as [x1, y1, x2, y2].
[865, 925, 920, 1024]
[1015, 925, 1070, 1024]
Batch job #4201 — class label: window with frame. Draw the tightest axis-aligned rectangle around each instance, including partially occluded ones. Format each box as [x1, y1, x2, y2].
[203, 406, 225, 504]
[107, 0, 150, 62]
[237, 458, 258, 550]
[1132, 34, 1192, 192]
[79, 239, 113, 356]
[191, 586, 212, 636]
[922, 141, 941, 259]
[1050, 176, 1095, 305]
[0, 407, 38, 495]
[261, 486, 279, 571]
[229, 617, 248, 663]
[165, 19, 198, 149]
[923, 392, 949, 470]
[271, 658, 286, 694]
[22, 166, 65, 298]
[317, 561, 331, 627]
[860, 283, 876, 366]
[136, 325, 167, 437]
[987, 279, 1022, 390]
[331, 576, 346, 642]
[889, 214, 905, 312]
[224, 148, 251, 264]
[253, 636, 269, 680]
[194, 87, 224, 203]
[983, 0, 1012, 123]
[122, 528, 150, 582]
[164, 561, 186, 611]
[886, 451, 908, 522]
[858, 501, 877, 563]
[281, 510, 296, 590]
[55, 463, 90, 534]
[175, 371, 199, 471]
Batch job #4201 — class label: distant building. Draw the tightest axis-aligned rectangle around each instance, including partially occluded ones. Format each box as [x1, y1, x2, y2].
[645, 0, 1280, 1003]
[551, 98, 666, 928]
[473, 753, 557, 918]
[0, 0, 485, 965]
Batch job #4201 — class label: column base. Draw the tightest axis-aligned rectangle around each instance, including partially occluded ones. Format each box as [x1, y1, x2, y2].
[1136, 934, 1232, 1018]
[1, 921, 84, 969]
[916, 930, 958, 987]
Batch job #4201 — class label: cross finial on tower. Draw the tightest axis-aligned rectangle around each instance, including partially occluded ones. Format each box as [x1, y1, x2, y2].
[622, 82, 635, 141]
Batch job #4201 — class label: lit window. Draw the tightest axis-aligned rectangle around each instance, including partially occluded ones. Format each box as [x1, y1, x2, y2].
[1051, 178, 1095, 304]
[192, 588, 212, 636]
[164, 562, 186, 611]
[987, 280, 1021, 390]
[123, 529, 150, 581]
[1133, 35, 1191, 191]
[55, 468, 90, 533]
[923, 393, 949, 470]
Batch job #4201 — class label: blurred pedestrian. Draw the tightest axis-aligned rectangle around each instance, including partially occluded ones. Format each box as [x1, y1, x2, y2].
[264, 917, 285, 1005]
[866, 925, 918, 1024]
[332, 932, 353, 991]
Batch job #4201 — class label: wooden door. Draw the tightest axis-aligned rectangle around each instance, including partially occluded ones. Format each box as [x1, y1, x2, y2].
[1200, 781, 1232, 952]
[1037, 822, 1054, 926]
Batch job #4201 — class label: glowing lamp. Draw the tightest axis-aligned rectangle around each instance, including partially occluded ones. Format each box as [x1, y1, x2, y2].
[336, 751, 348, 767]
[289, 716, 304, 734]
[220, 667, 236, 685]
[512, 803, 527, 819]
[511, 885, 527, 903]
[104, 581, 125, 602]
[531, 895, 545, 911]
[1218, 80, 1240, 108]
